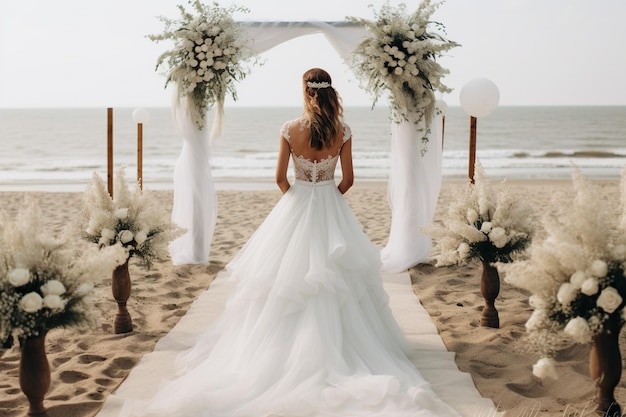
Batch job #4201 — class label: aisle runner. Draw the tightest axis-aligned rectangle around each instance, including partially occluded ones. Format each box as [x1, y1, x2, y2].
[96, 271, 498, 417]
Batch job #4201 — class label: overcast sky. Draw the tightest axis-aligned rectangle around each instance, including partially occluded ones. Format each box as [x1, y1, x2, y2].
[1, 0, 624, 108]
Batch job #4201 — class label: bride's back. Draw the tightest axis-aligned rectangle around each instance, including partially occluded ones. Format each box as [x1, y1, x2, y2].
[285, 119, 344, 162]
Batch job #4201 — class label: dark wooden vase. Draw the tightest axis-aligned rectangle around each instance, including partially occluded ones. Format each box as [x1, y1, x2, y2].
[111, 259, 133, 334]
[480, 260, 500, 328]
[589, 323, 623, 417]
[19, 333, 50, 417]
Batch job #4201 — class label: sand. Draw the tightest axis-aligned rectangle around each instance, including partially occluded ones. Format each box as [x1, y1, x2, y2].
[0, 179, 624, 417]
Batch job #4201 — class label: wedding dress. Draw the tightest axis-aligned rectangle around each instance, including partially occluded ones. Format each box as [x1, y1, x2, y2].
[119, 120, 461, 417]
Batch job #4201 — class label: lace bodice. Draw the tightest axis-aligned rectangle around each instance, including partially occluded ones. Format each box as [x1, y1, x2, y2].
[280, 119, 352, 183]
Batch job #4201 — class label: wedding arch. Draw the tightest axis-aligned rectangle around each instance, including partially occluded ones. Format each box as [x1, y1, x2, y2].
[160, 13, 452, 273]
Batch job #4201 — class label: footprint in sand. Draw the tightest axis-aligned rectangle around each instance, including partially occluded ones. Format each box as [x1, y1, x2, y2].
[78, 354, 107, 364]
[52, 356, 72, 367]
[60, 370, 90, 384]
[505, 381, 545, 398]
[102, 357, 137, 378]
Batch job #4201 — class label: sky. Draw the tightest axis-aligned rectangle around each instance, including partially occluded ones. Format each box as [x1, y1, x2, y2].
[1, 0, 625, 109]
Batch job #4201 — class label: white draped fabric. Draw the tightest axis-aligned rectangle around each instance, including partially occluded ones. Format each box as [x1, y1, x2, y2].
[168, 91, 217, 265]
[168, 21, 443, 269]
[381, 115, 443, 273]
[242, 21, 366, 59]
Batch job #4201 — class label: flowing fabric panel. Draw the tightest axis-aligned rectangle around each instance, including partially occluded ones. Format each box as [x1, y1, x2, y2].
[241, 21, 366, 61]
[120, 181, 460, 417]
[381, 115, 443, 273]
[168, 92, 217, 265]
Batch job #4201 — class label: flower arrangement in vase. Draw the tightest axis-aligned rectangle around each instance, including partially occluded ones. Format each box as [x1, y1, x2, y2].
[148, 0, 257, 137]
[428, 162, 537, 327]
[347, 0, 459, 150]
[503, 168, 626, 417]
[81, 168, 183, 333]
[0, 199, 124, 415]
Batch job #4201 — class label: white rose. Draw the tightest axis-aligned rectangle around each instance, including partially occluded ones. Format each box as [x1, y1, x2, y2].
[119, 230, 134, 244]
[480, 222, 492, 233]
[114, 208, 129, 219]
[20, 292, 43, 313]
[596, 287, 623, 314]
[40, 280, 66, 296]
[589, 260, 608, 278]
[580, 278, 599, 296]
[8, 268, 30, 287]
[564, 317, 591, 343]
[76, 282, 94, 296]
[394, 67, 403, 75]
[189, 59, 199, 67]
[408, 55, 417, 64]
[488, 227, 508, 248]
[101, 228, 116, 240]
[457, 242, 470, 258]
[43, 294, 65, 310]
[557, 282, 578, 306]
[532, 357, 558, 380]
[569, 271, 587, 288]
[134, 230, 148, 245]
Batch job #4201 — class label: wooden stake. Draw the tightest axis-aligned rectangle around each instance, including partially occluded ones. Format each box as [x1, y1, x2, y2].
[468, 116, 477, 183]
[137, 123, 143, 190]
[107, 108, 114, 197]
[441, 115, 446, 149]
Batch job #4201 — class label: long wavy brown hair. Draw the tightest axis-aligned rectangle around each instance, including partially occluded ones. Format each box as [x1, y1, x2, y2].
[301, 68, 344, 150]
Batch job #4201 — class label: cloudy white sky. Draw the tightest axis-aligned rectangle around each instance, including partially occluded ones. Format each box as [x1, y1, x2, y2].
[1, 0, 624, 108]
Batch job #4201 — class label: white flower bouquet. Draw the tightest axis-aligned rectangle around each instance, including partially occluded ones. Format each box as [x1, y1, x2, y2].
[503, 168, 626, 378]
[148, 0, 255, 133]
[347, 0, 459, 144]
[429, 162, 537, 266]
[81, 168, 183, 269]
[0, 199, 124, 350]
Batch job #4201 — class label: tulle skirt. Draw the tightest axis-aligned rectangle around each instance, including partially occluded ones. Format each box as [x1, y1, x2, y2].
[120, 180, 460, 417]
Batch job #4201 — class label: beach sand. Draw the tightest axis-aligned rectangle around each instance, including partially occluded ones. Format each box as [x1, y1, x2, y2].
[0, 179, 624, 417]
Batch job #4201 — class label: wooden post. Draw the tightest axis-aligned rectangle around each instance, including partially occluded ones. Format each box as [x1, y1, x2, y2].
[441, 115, 446, 149]
[137, 123, 143, 190]
[107, 108, 114, 197]
[468, 116, 477, 183]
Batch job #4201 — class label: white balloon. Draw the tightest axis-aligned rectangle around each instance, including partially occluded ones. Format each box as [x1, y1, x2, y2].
[459, 78, 500, 118]
[132, 107, 151, 124]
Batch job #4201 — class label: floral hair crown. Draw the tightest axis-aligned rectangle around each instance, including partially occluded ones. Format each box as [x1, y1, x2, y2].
[307, 81, 331, 89]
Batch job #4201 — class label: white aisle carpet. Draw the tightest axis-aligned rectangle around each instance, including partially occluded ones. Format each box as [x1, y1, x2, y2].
[96, 271, 499, 417]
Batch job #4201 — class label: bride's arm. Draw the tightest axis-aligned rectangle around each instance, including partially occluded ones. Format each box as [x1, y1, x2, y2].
[275, 136, 291, 194]
[337, 139, 354, 195]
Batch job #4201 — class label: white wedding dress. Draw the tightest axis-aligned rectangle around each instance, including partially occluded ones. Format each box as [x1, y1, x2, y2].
[119, 120, 461, 417]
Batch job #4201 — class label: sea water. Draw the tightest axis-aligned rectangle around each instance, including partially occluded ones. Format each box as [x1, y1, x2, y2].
[0, 106, 624, 191]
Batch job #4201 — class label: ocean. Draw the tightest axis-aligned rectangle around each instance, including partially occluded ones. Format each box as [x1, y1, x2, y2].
[0, 106, 625, 192]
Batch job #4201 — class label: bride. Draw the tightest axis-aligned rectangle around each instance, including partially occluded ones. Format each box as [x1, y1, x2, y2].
[120, 68, 461, 417]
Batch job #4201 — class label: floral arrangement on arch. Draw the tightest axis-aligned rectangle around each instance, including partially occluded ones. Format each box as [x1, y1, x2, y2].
[428, 162, 537, 266]
[347, 0, 459, 145]
[0, 199, 125, 351]
[502, 168, 626, 380]
[81, 168, 184, 270]
[148, 0, 256, 135]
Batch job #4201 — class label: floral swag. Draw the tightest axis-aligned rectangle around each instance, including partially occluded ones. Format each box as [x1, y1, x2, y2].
[348, 0, 459, 148]
[148, 1, 257, 138]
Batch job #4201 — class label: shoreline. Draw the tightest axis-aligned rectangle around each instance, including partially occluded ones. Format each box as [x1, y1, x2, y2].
[0, 175, 620, 194]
